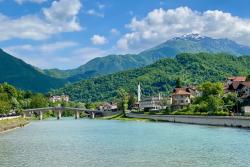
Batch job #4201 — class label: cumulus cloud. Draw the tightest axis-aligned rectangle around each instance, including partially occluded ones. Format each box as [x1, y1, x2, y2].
[110, 28, 120, 36]
[15, 0, 47, 4]
[87, 9, 104, 18]
[117, 7, 250, 52]
[91, 35, 108, 45]
[4, 44, 111, 69]
[4, 41, 80, 69]
[0, 0, 82, 41]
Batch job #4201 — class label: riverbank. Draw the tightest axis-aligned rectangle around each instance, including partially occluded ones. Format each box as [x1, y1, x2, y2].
[0, 117, 30, 133]
[102, 113, 153, 122]
[127, 113, 250, 128]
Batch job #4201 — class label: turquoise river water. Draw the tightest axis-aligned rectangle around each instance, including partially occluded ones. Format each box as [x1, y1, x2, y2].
[0, 118, 250, 167]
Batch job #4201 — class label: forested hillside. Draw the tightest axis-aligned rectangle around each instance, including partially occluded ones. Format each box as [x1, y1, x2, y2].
[52, 53, 250, 102]
[0, 49, 66, 92]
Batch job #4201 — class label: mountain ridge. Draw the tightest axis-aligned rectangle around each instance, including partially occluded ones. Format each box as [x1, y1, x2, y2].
[0, 49, 66, 92]
[44, 34, 250, 81]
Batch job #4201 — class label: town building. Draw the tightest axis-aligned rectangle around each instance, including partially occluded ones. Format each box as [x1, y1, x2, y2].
[49, 95, 69, 103]
[227, 76, 246, 85]
[98, 102, 118, 111]
[137, 83, 171, 111]
[238, 82, 250, 106]
[171, 88, 191, 110]
[225, 76, 250, 114]
[139, 95, 172, 111]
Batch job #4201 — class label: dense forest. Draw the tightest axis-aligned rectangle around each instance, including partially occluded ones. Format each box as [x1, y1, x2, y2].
[52, 53, 250, 102]
[0, 83, 45, 115]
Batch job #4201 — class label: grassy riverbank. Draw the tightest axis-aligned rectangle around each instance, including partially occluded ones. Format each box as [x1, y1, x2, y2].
[102, 113, 154, 122]
[0, 117, 30, 133]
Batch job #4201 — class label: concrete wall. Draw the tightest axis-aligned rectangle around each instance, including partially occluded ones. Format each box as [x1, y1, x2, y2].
[127, 113, 250, 128]
[244, 106, 250, 113]
[102, 111, 122, 117]
[0, 116, 20, 121]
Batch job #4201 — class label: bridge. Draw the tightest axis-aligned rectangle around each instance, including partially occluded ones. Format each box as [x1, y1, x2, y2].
[23, 107, 104, 120]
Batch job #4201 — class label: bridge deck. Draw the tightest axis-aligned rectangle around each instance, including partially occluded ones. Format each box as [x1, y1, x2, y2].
[23, 107, 103, 114]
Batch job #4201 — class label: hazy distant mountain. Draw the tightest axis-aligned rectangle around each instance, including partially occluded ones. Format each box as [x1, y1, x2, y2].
[45, 34, 250, 82]
[0, 49, 66, 92]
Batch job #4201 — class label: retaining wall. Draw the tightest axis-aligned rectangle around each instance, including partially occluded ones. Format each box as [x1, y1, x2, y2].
[127, 113, 250, 128]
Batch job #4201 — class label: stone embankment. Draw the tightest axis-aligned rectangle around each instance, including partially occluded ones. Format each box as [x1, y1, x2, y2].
[0, 117, 29, 133]
[127, 113, 250, 128]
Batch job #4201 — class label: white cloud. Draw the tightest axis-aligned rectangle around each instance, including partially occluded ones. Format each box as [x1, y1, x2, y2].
[5, 41, 78, 54]
[15, 0, 47, 4]
[87, 9, 104, 18]
[3, 41, 79, 69]
[4, 44, 112, 69]
[0, 0, 82, 41]
[117, 7, 250, 52]
[97, 2, 106, 10]
[110, 28, 120, 36]
[91, 35, 108, 45]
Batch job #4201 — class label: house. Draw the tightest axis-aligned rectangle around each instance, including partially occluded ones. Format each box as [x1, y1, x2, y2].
[98, 102, 118, 111]
[139, 95, 171, 111]
[137, 83, 172, 111]
[225, 76, 247, 93]
[227, 76, 246, 85]
[225, 77, 250, 114]
[239, 82, 250, 106]
[50, 95, 69, 103]
[171, 88, 191, 110]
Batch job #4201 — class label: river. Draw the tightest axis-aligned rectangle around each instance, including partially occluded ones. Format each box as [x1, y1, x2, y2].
[0, 118, 250, 167]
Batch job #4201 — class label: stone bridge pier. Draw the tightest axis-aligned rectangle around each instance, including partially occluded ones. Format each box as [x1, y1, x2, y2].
[57, 110, 62, 120]
[91, 112, 95, 119]
[39, 111, 43, 120]
[75, 111, 80, 119]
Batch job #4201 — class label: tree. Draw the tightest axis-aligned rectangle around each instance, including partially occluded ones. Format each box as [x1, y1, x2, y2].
[30, 94, 48, 108]
[247, 74, 250, 81]
[2, 83, 18, 98]
[117, 89, 129, 116]
[128, 91, 136, 110]
[223, 92, 238, 113]
[175, 78, 182, 88]
[0, 100, 11, 114]
[206, 95, 224, 114]
[192, 82, 226, 115]
[198, 82, 224, 98]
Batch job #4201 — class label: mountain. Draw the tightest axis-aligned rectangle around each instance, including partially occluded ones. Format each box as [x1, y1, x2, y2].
[0, 49, 66, 92]
[52, 53, 250, 102]
[45, 34, 250, 82]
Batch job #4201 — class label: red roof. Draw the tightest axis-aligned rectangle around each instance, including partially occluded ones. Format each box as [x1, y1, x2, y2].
[228, 76, 246, 82]
[173, 88, 191, 95]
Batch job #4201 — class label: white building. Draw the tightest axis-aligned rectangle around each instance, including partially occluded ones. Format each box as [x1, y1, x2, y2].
[139, 92, 172, 111]
[50, 95, 69, 103]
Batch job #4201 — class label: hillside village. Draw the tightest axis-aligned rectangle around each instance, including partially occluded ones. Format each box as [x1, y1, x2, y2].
[135, 76, 250, 115]
[49, 75, 250, 116]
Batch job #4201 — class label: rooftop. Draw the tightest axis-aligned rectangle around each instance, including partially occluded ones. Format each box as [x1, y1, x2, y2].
[228, 76, 246, 82]
[173, 88, 191, 95]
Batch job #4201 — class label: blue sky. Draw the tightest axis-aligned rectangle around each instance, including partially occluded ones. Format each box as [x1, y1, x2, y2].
[1, 0, 250, 69]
